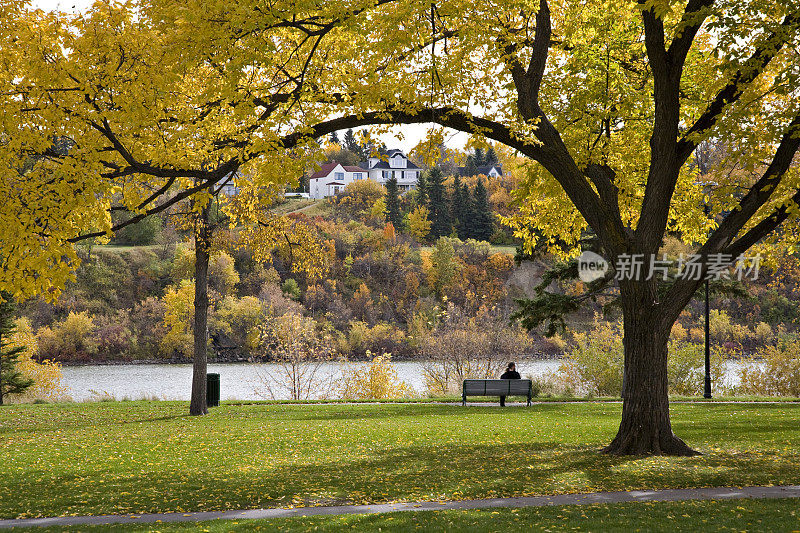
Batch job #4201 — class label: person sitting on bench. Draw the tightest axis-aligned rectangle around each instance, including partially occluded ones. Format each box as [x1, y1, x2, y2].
[499, 362, 521, 406]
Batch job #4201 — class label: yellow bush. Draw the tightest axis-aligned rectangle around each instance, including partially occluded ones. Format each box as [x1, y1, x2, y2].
[671, 322, 687, 341]
[339, 352, 415, 399]
[739, 339, 800, 397]
[559, 320, 624, 396]
[754, 321, 773, 343]
[9, 318, 70, 402]
[36, 311, 98, 361]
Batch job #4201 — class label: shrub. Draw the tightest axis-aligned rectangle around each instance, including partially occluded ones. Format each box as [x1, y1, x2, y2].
[254, 313, 336, 400]
[130, 296, 167, 358]
[329, 180, 386, 221]
[171, 248, 239, 296]
[281, 278, 302, 301]
[558, 320, 624, 396]
[739, 339, 800, 397]
[212, 296, 266, 352]
[709, 309, 750, 344]
[338, 352, 415, 399]
[754, 321, 773, 343]
[557, 319, 730, 397]
[36, 311, 98, 362]
[419, 311, 527, 395]
[343, 321, 406, 357]
[527, 373, 559, 398]
[9, 318, 70, 402]
[667, 341, 728, 396]
[671, 322, 688, 341]
[407, 206, 431, 240]
[93, 312, 136, 360]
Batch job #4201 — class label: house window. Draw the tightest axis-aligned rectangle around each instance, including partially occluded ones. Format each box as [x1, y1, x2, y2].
[390, 154, 405, 168]
[335, 172, 344, 180]
[382, 171, 390, 180]
[354, 173, 362, 180]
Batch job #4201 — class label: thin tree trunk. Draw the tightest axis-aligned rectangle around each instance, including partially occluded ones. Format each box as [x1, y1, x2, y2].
[603, 282, 699, 456]
[189, 202, 211, 416]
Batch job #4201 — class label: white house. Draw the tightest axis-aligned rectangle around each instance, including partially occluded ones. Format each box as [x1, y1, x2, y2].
[308, 162, 368, 199]
[359, 149, 421, 192]
[308, 150, 421, 199]
[457, 164, 503, 178]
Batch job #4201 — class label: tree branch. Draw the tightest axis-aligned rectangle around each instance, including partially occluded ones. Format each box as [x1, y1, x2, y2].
[676, 9, 800, 163]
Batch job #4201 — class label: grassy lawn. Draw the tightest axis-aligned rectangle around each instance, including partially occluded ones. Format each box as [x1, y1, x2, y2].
[9, 499, 800, 532]
[1, 402, 799, 520]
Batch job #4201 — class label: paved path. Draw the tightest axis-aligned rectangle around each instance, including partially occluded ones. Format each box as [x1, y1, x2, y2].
[1, 485, 799, 529]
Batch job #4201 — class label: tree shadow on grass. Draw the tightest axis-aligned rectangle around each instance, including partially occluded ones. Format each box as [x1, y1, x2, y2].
[3, 440, 799, 519]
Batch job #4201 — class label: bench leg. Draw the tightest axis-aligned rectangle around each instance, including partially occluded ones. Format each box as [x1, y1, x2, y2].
[462, 394, 466, 406]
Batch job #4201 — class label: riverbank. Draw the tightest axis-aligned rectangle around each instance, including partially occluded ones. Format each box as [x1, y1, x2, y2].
[54, 352, 566, 366]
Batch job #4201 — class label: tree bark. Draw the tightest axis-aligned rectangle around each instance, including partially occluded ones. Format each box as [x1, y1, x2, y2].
[0, 330, 4, 406]
[602, 281, 699, 456]
[189, 202, 211, 416]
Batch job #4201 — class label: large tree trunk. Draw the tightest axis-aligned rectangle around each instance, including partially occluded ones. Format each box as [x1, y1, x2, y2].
[602, 281, 699, 456]
[0, 330, 4, 406]
[189, 203, 211, 416]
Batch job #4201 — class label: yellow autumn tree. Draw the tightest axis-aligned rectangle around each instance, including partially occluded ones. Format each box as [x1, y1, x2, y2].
[4, 0, 799, 453]
[407, 206, 432, 241]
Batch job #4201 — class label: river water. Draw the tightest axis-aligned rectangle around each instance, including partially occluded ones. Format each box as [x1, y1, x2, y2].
[59, 359, 752, 402]
[60, 360, 563, 401]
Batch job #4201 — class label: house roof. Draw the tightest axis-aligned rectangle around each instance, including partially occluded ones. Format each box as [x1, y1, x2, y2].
[343, 166, 364, 172]
[309, 162, 341, 179]
[458, 165, 503, 177]
[327, 181, 345, 186]
[359, 149, 422, 170]
[360, 160, 421, 170]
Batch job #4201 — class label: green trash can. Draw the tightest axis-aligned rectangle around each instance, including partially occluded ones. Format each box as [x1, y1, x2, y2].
[207, 373, 220, 407]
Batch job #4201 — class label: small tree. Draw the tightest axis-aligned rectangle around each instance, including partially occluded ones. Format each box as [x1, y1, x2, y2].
[407, 206, 432, 241]
[385, 176, 402, 229]
[255, 313, 336, 400]
[0, 294, 34, 405]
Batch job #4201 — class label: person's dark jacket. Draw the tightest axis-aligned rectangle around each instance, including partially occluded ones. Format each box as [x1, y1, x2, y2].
[500, 370, 521, 379]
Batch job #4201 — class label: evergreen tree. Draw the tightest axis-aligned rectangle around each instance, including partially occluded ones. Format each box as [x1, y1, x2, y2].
[452, 176, 470, 240]
[485, 147, 498, 165]
[415, 170, 428, 207]
[471, 178, 493, 242]
[427, 167, 451, 239]
[385, 176, 402, 229]
[474, 147, 485, 167]
[329, 131, 340, 144]
[343, 129, 362, 158]
[461, 182, 475, 238]
[0, 294, 33, 405]
[463, 154, 478, 177]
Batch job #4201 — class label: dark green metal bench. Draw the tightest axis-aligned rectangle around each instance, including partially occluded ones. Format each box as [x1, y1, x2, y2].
[462, 379, 532, 406]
